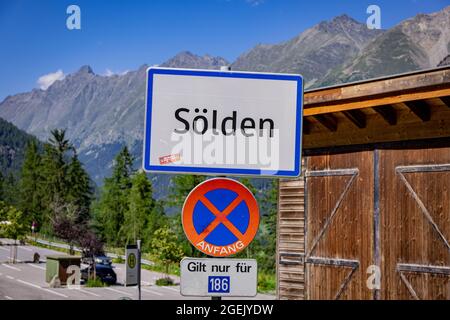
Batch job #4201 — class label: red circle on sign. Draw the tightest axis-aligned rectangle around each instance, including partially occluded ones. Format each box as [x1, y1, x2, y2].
[182, 178, 260, 257]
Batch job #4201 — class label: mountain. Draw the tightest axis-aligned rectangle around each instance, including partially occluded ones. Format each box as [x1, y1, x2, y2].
[318, 6, 450, 86]
[161, 51, 229, 69]
[0, 117, 40, 177]
[0, 52, 229, 201]
[232, 14, 384, 88]
[0, 7, 449, 196]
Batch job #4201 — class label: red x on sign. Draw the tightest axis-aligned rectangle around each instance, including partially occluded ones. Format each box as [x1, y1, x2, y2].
[182, 178, 260, 257]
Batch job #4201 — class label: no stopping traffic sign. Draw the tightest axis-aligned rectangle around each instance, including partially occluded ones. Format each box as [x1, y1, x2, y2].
[182, 178, 260, 257]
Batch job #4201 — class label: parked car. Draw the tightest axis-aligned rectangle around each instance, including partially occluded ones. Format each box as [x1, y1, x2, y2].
[94, 255, 112, 266]
[81, 255, 117, 285]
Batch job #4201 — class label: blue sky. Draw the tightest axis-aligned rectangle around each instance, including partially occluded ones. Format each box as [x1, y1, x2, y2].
[0, 0, 448, 101]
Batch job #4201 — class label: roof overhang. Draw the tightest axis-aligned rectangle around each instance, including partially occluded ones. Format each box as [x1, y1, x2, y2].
[302, 66, 450, 149]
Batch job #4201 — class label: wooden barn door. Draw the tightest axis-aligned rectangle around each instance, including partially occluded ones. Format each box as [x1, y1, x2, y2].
[304, 140, 450, 300]
[305, 150, 374, 300]
[380, 145, 450, 300]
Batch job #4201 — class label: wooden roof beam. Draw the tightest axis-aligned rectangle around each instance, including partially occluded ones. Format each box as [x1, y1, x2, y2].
[404, 100, 431, 122]
[373, 105, 397, 125]
[440, 96, 450, 108]
[314, 114, 338, 132]
[304, 67, 450, 106]
[303, 87, 450, 116]
[342, 109, 366, 128]
[303, 118, 311, 135]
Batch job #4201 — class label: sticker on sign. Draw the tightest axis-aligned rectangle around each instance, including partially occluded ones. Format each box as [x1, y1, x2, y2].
[180, 258, 257, 297]
[143, 67, 303, 177]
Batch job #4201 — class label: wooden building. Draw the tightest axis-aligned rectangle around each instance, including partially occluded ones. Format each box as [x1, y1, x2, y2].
[277, 66, 450, 300]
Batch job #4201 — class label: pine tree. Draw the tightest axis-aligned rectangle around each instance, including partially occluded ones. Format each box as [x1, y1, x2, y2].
[122, 171, 154, 244]
[19, 141, 44, 226]
[168, 175, 206, 208]
[0, 172, 4, 201]
[93, 146, 134, 246]
[2, 173, 19, 207]
[240, 177, 257, 194]
[66, 151, 93, 223]
[41, 129, 73, 204]
[260, 179, 278, 272]
[40, 129, 74, 232]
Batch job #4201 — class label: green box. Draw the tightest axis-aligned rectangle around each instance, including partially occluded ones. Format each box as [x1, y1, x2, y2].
[45, 255, 81, 285]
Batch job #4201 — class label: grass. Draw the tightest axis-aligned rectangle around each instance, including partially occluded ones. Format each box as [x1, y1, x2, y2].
[85, 278, 107, 287]
[31, 233, 68, 246]
[155, 277, 175, 286]
[104, 246, 125, 256]
[141, 261, 180, 276]
[257, 272, 276, 293]
[112, 256, 124, 263]
[26, 239, 81, 256]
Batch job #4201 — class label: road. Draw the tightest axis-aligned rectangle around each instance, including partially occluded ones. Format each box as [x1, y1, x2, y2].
[0, 238, 275, 300]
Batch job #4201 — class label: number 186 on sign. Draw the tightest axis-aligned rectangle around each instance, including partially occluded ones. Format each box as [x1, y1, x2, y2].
[208, 276, 230, 293]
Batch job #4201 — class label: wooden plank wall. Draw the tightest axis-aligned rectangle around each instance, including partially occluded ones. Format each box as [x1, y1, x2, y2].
[380, 144, 450, 300]
[277, 177, 306, 300]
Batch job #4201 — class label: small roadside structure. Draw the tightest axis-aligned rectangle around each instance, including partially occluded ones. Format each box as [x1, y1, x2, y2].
[46, 255, 81, 285]
[277, 66, 450, 300]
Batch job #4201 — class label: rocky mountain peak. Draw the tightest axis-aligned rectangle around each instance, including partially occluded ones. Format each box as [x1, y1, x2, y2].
[77, 65, 95, 75]
[161, 51, 229, 69]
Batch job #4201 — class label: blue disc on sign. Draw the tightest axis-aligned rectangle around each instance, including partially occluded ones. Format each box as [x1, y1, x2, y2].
[192, 188, 250, 246]
[182, 178, 260, 257]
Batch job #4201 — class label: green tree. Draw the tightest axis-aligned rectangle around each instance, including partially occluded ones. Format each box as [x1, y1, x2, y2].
[150, 226, 184, 276]
[145, 199, 167, 248]
[0, 201, 29, 241]
[0, 201, 29, 263]
[19, 141, 44, 226]
[42, 129, 73, 200]
[2, 173, 19, 207]
[0, 172, 3, 201]
[37, 129, 93, 235]
[168, 175, 206, 208]
[93, 146, 134, 246]
[66, 151, 93, 223]
[259, 179, 278, 272]
[240, 177, 257, 195]
[122, 171, 158, 244]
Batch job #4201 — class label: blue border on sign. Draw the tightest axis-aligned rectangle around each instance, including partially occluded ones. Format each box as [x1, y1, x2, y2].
[143, 67, 303, 177]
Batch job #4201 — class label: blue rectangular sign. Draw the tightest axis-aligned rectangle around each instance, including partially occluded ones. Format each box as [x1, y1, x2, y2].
[143, 67, 303, 177]
[208, 276, 230, 293]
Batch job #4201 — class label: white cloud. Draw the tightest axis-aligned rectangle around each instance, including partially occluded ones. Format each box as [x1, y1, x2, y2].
[104, 68, 115, 77]
[37, 70, 65, 90]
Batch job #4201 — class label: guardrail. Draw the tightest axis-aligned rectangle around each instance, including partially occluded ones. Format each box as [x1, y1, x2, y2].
[27, 237, 154, 266]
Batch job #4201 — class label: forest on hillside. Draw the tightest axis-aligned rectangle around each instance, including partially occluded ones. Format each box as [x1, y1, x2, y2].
[0, 128, 278, 291]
